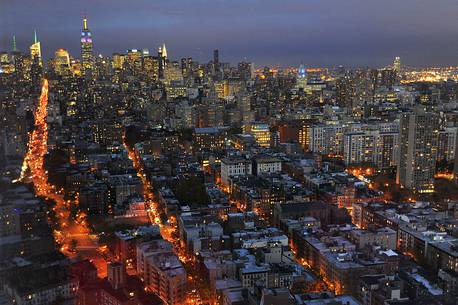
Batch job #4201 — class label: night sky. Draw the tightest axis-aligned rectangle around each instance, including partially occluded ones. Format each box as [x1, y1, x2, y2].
[2, 0, 458, 67]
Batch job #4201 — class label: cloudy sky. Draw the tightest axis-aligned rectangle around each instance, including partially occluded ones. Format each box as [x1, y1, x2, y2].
[1, 0, 458, 67]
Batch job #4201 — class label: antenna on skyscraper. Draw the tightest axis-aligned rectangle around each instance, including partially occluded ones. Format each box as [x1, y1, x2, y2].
[82, 10, 88, 30]
[34, 29, 38, 44]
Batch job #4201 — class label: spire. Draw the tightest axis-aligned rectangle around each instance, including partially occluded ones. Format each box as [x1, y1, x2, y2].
[34, 29, 38, 44]
[83, 17, 88, 30]
[162, 43, 167, 59]
[12, 35, 17, 52]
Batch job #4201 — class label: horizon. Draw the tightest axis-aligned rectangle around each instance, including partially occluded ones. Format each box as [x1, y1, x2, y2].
[2, 0, 458, 68]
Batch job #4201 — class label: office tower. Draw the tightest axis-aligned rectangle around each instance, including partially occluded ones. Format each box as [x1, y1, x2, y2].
[12, 35, 17, 52]
[81, 17, 94, 76]
[12, 53, 28, 81]
[29, 30, 41, 65]
[54, 48, 70, 75]
[238, 62, 254, 81]
[111, 53, 125, 70]
[397, 106, 439, 193]
[180, 57, 192, 80]
[393, 57, 401, 73]
[143, 55, 159, 81]
[158, 43, 168, 78]
[29, 30, 43, 90]
[237, 91, 252, 125]
[213, 49, 219, 67]
[164, 61, 183, 85]
[213, 49, 220, 79]
[94, 54, 111, 80]
[296, 63, 308, 89]
[125, 49, 142, 75]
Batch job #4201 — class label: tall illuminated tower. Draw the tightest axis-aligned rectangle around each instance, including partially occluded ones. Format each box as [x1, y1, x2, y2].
[12, 35, 17, 52]
[396, 106, 439, 193]
[81, 17, 93, 76]
[158, 43, 167, 78]
[296, 63, 308, 89]
[393, 56, 401, 73]
[30, 30, 42, 65]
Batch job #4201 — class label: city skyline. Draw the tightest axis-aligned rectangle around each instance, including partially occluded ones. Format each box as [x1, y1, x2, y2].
[2, 2, 458, 305]
[2, 0, 458, 67]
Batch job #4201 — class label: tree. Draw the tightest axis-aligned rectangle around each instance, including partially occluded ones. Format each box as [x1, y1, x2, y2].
[173, 176, 210, 206]
[70, 239, 78, 252]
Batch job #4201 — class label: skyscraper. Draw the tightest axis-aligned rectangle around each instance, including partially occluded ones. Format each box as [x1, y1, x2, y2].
[29, 30, 42, 65]
[54, 48, 70, 75]
[111, 53, 125, 71]
[30, 30, 43, 91]
[213, 49, 220, 79]
[159, 43, 168, 59]
[393, 56, 401, 73]
[295, 64, 308, 89]
[81, 17, 93, 76]
[12, 35, 17, 52]
[213, 49, 219, 67]
[158, 43, 168, 78]
[396, 106, 439, 193]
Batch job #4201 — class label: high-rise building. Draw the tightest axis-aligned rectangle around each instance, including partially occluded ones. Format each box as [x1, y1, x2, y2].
[344, 128, 399, 169]
[180, 57, 192, 80]
[111, 53, 125, 70]
[143, 55, 159, 81]
[54, 48, 70, 75]
[237, 91, 252, 124]
[213, 49, 220, 78]
[12, 35, 17, 52]
[397, 106, 439, 193]
[29, 30, 41, 65]
[81, 17, 94, 76]
[30, 30, 43, 90]
[295, 64, 308, 89]
[393, 56, 401, 73]
[158, 43, 168, 78]
[164, 61, 183, 85]
[213, 49, 219, 67]
[437, 126, 458, 162]
[125, 49, 142, 75]
[238, 61, 254, 81]
[307, 124, 344, 157]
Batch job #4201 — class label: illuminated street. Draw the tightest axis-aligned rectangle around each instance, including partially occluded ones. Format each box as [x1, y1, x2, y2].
[16, 80, 104, 274]
[123, 135, 205, 305]
[3, 3, 458, 304]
